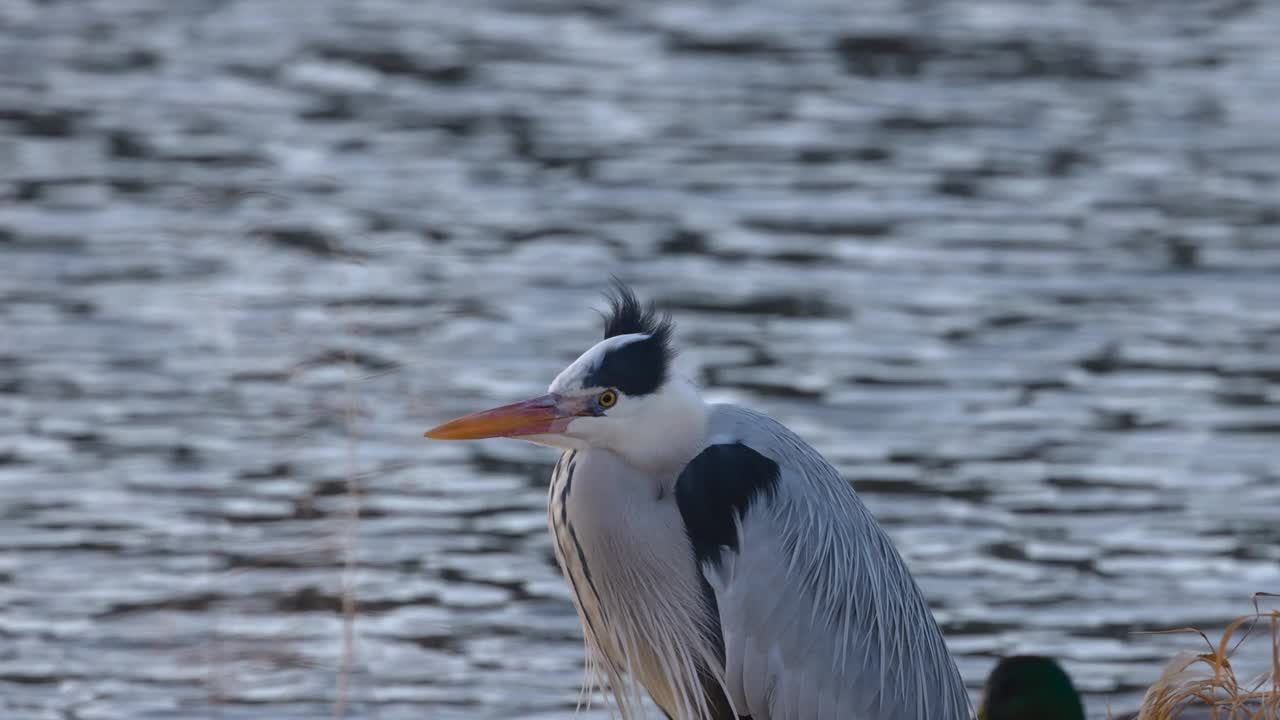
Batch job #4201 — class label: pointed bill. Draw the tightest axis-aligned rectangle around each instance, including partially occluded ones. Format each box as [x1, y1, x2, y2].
[425, 393, 588, 440]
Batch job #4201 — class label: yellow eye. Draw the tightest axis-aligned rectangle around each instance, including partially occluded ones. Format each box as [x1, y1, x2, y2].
[598, 389, 618, 408]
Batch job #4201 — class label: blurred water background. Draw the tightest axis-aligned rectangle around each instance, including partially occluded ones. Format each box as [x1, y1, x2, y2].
[3, 0, 1280, 718]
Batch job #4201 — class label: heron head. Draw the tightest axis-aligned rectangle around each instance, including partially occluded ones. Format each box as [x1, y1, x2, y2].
[425, 283, 707, 472]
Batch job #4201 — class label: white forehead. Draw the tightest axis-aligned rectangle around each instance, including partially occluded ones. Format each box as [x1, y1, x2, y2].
[549, 333, 649, 393]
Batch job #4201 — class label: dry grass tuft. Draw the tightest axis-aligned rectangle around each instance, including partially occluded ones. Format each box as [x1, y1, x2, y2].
[1133, 594, 1280, 720]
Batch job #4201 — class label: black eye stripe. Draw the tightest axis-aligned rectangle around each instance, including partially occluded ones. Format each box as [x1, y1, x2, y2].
[590, 282, 674, 397]
[582, 336, 666, 396]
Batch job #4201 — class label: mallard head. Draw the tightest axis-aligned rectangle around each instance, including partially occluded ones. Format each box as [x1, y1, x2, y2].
[979, 655, 1086, 720]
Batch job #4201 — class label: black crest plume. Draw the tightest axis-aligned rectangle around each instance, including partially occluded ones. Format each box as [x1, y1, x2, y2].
[585, 280, 675, 396]
[602, 279, 674, 343]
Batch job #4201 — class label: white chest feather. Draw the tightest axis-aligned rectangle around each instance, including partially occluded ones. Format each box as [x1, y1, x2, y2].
[547, 449, 725, 720]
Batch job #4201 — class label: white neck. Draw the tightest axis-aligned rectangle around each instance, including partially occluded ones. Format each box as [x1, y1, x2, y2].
[600, 375, 707, 477]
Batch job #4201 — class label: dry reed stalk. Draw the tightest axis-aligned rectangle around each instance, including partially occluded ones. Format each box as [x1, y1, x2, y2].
[1132, 594, 1280, 720]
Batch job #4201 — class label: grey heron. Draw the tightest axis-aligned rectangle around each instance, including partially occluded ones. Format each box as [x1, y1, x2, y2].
[425, 283, 970, 720]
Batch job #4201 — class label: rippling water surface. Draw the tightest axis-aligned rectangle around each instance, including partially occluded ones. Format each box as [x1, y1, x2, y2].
[3, 0, 1280, 718]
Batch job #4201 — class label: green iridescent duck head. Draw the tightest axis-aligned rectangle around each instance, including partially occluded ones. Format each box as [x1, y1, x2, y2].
[980, 655, 1087, 720]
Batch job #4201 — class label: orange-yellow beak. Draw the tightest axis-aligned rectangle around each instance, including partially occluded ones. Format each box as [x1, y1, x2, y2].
[424, 393, 591, 440]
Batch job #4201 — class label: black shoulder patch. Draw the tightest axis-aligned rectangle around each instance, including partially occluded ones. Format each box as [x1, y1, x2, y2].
[675, 443, 781, 569]
[582, 281, 675, 396]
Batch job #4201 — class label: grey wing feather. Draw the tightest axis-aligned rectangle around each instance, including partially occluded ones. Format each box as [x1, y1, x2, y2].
[701, 405, 971, 720]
